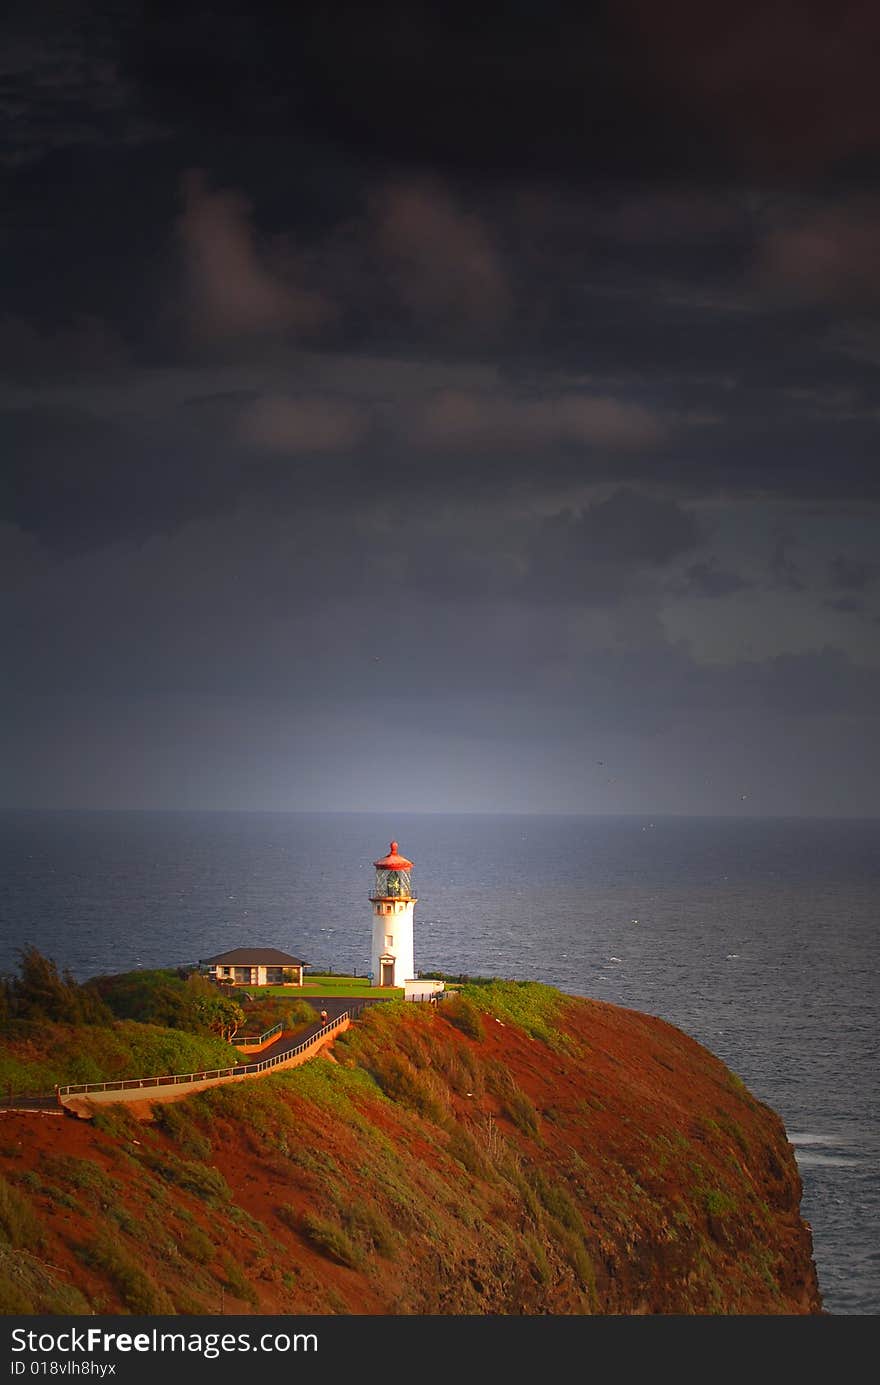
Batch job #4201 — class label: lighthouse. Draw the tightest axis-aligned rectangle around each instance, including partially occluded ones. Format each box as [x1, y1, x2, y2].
[370, 840, 417, 988]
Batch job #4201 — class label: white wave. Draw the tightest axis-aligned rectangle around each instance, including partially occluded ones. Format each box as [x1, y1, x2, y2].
[794, 1152, 862, 1168]
[788, 1133, 842, 1147]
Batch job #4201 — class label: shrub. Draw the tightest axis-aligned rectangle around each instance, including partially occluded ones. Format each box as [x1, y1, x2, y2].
[40, 1155, 114, 1196]
[219, 1252, 259, 1307]
[442, 996, 485, 1042]
[90, 969, 244, 1040]
[0, 1175, 42, 1249]
[704, 1189, 737, 1218]
[555, 1225, 596, 1298]
[531, 1172, 581, 1231]
[0, 1244, 91, 1315]
[340, 1203, 397, 1259]
[524, 1233, 551, 1284]
[502, 1088, 540, 1137]
[300, 1212, 363, 1269]
[243, 997, 316, 1032]
[78, 1238, 173, 1314]
[153, 1104, 213, 1160]
[179, 1224, 216, 1265]
[446, 1127, 490, 1180]
[368, 1052, 447, 1124]
[91, 1106, 141, 1141]
[276, 1203, 300, 1233]
[0, 1019, 240, 1093]
[137, 1152, 230, 1205]
[6, 948, 113, 1026]
[457, 980, 574, 1051]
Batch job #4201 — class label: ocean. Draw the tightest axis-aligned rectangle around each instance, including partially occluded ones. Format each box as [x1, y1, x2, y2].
[1, 810, 877, 1315]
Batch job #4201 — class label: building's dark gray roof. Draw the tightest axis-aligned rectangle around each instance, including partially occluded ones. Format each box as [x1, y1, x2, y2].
[201, 948, 308, 966]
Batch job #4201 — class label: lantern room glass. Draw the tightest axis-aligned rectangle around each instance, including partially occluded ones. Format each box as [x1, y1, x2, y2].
[372, 867, 413, 899]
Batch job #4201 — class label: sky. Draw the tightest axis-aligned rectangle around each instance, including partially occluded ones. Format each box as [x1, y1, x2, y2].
[2, 0, 879, 816]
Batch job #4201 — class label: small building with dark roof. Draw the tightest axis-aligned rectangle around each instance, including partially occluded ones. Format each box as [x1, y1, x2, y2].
[200, 947, 308, 988]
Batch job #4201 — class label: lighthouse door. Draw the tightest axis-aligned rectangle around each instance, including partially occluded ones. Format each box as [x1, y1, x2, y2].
[381, 961, 395, 987]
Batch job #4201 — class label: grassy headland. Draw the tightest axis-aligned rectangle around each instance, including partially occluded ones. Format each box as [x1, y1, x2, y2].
[0, 955, 822, 1315]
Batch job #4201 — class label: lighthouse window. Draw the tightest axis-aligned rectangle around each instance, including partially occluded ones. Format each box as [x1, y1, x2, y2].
[385, 935, 393, 948]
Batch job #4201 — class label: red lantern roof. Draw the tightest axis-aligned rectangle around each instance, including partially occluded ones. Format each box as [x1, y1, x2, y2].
[373, 840, 414, 870]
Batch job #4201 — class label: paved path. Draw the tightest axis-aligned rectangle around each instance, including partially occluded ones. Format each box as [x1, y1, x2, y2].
[61, 1018, 351, 1114]
[14, 996, 395, 1118]
[255, 996, 385, 1061]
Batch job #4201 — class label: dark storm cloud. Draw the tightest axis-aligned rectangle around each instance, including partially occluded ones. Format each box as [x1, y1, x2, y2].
[117, 1, 880, 189]
[3, 1, 879, 813]
[0, 405, 249, 554]
[0, 0, 156, 169]
[526, 491, 701, 604]
[829, 556, 878, 591]
[122, 4, 709, 182]
[676, 561, 751, 599]
[0, 315, 129, 381]
[767, 534, 805, 591]
[614, 0, 880, 178]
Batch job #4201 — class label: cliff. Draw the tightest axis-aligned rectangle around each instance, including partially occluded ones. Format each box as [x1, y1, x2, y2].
[0, 983, 821, 1315]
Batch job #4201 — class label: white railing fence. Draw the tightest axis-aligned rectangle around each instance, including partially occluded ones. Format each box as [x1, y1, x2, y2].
[56, 1012, 350, 1098]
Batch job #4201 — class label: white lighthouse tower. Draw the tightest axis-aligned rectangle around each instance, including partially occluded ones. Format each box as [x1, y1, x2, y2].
[370, 840, 417, 988]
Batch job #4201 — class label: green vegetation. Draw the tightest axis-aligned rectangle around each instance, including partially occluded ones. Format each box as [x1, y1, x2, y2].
[0, 1019, 242, 1094]
[238, 996, 316, 1035]
[299, 1211, 364, 1269]
[153, 1102, 213, 1159]
[89, 968, 245, 1041]
[178, 1223, 215, 1266]
[255, 975, 402, 999]
[340, 1202, 397, 1259]
[704, 1189, 738, 1218]
[1, 947, 112, 1026]
[442, 994, 485, 1041]
[219, 1252, 259, 1307]
[78, 1237, 174, 1315]
[0, 956, 814, 1316]
[0, 1244, 91, 1315]
[0, 951, 243, 1094]
[0, 1174, 43, 1249]
[135, 1151, 231, 1205]
[455, 980, 577, 1052]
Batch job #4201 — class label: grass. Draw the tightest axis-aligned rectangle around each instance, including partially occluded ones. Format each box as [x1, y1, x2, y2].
[0, 1018, 242, 1094]
[0, 1175, 43, 1249]
[252, 975, 403, 999]
[219, 1252, 260, 1307]
[78, 1237, 174, 1314]
[136, 1151, 231, 1205]
[178, 1223, 215, 1266]
[704, 1189, 738, 1218]
[153, 1102, 213, 1159]
[442, 994, 485, 1041]
[0, 1244, 92, 1315]
[300, 1212, 364, 1269]
[455, 980, 577, 1052]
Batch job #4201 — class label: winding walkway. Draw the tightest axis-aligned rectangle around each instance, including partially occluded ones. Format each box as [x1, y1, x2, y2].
[1, 997, 394, 1120]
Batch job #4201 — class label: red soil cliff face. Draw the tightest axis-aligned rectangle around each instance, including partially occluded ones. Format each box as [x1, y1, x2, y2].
[0, 991, 821, 1315]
